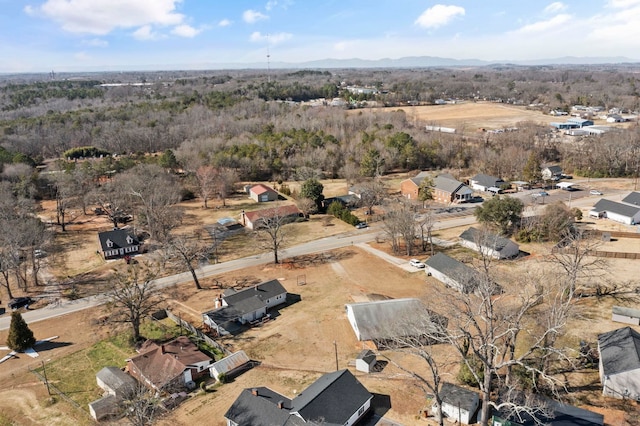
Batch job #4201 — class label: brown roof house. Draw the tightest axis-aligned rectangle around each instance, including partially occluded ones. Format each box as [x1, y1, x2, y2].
[401, 171, 431, 200]
[127, 336, 212, 393]
[241, 204, 302, 230]
[249, 184, 279, 202]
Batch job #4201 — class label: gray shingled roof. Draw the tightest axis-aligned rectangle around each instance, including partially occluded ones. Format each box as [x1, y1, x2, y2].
[291, 369, 372, 425]
[598, 327, 640, 376]
[223, 279, 286, 307]
[459, 227, 517, 253]
[591, 199, 640, 218]
[96, 367, 137, 396]
[612, 305, 640, 319]
[97, 228, 139, 252]
[224, 387, 303, 426]
[622, 191, 640, 206]
[440, 382, 479, 413]
[434, 174, 466, 194]
[471, 174, 504, 188]
[357, 349, 376, 365]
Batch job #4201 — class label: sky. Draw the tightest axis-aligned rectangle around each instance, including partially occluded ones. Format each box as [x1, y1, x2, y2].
[1, 0, 640, 72]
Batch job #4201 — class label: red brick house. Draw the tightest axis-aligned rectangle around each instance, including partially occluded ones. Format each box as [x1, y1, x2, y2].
[400, 171, 431, 200]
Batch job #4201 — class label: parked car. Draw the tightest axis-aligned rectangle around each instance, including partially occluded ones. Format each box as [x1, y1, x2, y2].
[355, 222, 368, 229]
[409, 259, 425, 269]
[34, 249, 47, 259]
[590, 190, 603, 196]
[531, 191, 549, 198]
[9, 297, 32, 310]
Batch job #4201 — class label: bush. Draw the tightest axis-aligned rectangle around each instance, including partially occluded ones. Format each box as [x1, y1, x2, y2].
[457, 355, 484, 388]
[62, 146, 111, 160]
[217, 373, 227, 384]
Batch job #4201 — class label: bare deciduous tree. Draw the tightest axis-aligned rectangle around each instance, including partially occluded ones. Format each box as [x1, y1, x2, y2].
[358, 179, 388, 215]
[165, 233, 210, 290]
[383, 199, 416, 255]
[195, 165, 217, 209]
[255, 206, 291, 264]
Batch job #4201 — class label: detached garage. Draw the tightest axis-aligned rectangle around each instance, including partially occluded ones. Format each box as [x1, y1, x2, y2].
[590, 199, 640, 225]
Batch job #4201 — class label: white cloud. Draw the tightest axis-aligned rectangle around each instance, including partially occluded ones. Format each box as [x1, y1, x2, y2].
[218, 19, 231, 27]
[514, 14, 571, 33]
[171, 24, 200, 38]
[607, 0, 640, 8]
[243, 9, 268, 24]
[82, 38, 108, 47]
[265, 0, 293, 11]
[544, 2, 567, 14]
[28, 0, 184, 35]
[249, 31, 292, 44]
[132, 25, 160, 40]
[74, 51, 91, 60]
[265, 1, 277, 11]
[415, 4, 465, 29]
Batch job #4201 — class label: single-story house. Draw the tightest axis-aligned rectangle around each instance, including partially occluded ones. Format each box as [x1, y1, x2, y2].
[209, 350, 251, 381]
[598, 327, 640, 400]
[433, 382, 479, 425]
[127, 336, 212, 393]
[249, 184, 279, 202]
[355, 349, 376, 373]
[348, 184, 366, 199]
[345, 298, 446, 348]
[425, 253, 482, 294]
[622, 191, 640, 206]
[88, 367, 138, 421]
[322, 194, 359, 209]
[224, 369, 373, 426]
[203, 279, 287, 336]
[589, 199, 640, 225]
[241, 205, 302, 230]
[400, 171, 431, 200]
[98, 228, 140, 260]
[459, 227, 520, 259]
[541, 165, 563, 180]
[433, 174, 472, 204]
[492, 398, 604, 425]
[612, 306, 640, 326]
[469, 174, 505, 193]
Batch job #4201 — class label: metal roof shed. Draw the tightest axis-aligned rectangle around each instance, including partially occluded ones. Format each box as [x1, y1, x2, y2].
[209, 350, 251, 381]
[556, 182, 575, 190]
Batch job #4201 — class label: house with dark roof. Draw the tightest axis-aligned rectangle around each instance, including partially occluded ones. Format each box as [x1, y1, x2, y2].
[203, 279, 288, 336]
[345, 298, 446, 348]
[433, 174, 472, 204]
[459, 227, 520, 259]
[434, 383, 479, 425]
[88, 367, 138, 421]
[98, 228, 140, 260]
[492, 398, 604, 426]
[400, 171, 431, 200]
[469, 174, 505, 193]
[598, 327, 640, 400]
[425, 253, 482, 294]
[224, 369, 373, 426]
[622, 191, 640, 206]
[249, 184, 279, 202]
[126, 336, 212, 393]
[589, 199, 640, 225]
[541, 165, 563, 181]
[241, 204, 302, 230]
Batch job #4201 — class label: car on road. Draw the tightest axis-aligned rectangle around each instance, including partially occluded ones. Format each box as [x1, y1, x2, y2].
[8, 297, 32, 310]
[409, 259, 425, 268]
[355, 222, 368, 229]
[590, 189, 603, 196]
[531, 191, 549, 198]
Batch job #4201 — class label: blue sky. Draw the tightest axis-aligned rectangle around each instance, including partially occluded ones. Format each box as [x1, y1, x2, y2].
[1, 0, 640, 72]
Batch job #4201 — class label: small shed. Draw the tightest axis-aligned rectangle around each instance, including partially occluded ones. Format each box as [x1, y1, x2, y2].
[612, 306, 640, 325]
[355, 350, 376, 373]
[89, 394, 119, 421]
[249, 184, 279, 202]
[209, 350, 251, 381]
[434, 382, 479, 425]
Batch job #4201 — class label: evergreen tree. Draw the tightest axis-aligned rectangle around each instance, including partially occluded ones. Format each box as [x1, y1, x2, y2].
[6, 312, 36, 352]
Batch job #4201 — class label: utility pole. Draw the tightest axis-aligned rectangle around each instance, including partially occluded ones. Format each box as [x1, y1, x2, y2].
[333, 341, 338, 371]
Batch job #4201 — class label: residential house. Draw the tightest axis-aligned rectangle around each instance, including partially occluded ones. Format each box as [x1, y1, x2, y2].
[589, 199, 640, 225]
[355, 349, 376, 373]
[425, 253, 482, 294]
[98, 228, 140, 260]
[612, 306, 640, 326]
[469, 174, 505, 193]
[322, 194, 359, 210]
[88, 367, 138, 421]
[622, 191, 640, 206]
[224, 369, 373, 426]
[203, 279, 288, 336]
[209, 350, 251, 381]
[492, 398, 604, 426]
[127, 336, 212, 393]
[598, 327, 640, 400]
[241, 205, 302, 230]
[458, 227, 520, 259]
[249, 184, 279, 202]
[433, 382, 479, 425]
[400, 171, 431, 200]
[432, 174, 472, 204]
[345, 298, 446, 348]
[541, 165, 563, 181]
[348, 184, 366, 199]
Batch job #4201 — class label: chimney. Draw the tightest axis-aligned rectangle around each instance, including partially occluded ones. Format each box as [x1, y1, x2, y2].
[251, 388, 259, 396]
[277, 400, 284, 409]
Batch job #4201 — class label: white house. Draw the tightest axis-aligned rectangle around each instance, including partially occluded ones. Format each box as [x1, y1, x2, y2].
[425, 253, 480, 294]
[458, 227, 520, 260]
[598, 327, 640, 400]
[589, 199, 640, 225]
[433, 382, 479, 425]
[541, 165, 562, 180]
[469, 174, 505, 193]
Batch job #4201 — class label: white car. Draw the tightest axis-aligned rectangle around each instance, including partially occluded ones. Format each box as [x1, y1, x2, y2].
[590, 190, 603, 196]
[409, 259, 425, 269]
